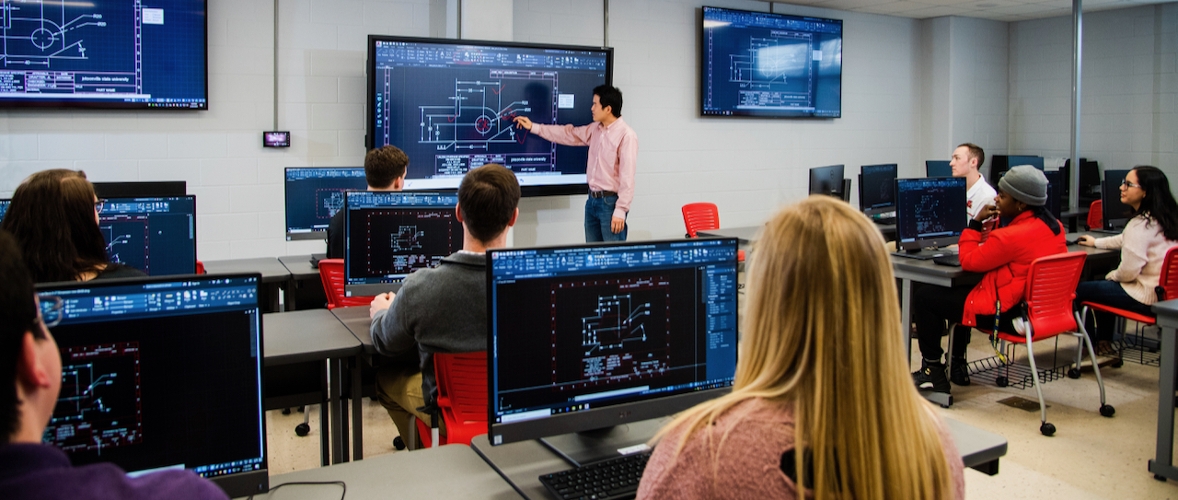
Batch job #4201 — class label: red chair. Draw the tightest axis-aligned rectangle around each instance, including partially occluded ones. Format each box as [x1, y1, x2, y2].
[317, 258, 376, 309]
[1080, 246, 1178, 361]
[682, 203, 745, 262]
[1086, 200, 1103, 231]
[984, 252, 1114, 435]
[195, 260, 206, 275]
[411, 351, 488, 449]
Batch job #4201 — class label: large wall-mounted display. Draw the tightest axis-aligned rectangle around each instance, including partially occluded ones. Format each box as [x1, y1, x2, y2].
[700, 6, 842, 118]
[366, 35, 613, 196]
[0, 0, 208, 109]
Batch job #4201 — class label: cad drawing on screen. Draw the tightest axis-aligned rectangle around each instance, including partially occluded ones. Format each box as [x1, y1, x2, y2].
[0, 0, 109, 68]
[418, 71, 555, 154]
[45, 343, 143, 455]
[730, 36, 811, 89]
[555, 276, 671, 384]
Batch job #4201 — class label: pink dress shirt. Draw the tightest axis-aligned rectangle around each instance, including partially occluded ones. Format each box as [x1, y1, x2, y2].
[531, 117, 638, 220]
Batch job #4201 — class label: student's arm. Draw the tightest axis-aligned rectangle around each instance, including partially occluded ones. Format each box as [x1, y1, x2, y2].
[958, 226, 1017, 273]
[1094, 233, 1124, 250]
[369, 291, 417, 358]
[1105, 220, 1149, 283]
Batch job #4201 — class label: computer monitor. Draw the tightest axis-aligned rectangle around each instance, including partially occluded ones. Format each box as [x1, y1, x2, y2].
[344, 190, 461, 296]
[1007, 155, 1044, 171]
[284, 167, 368, 241]
[894, 177, 968, 252]
[925, 160, 951, 178]
[99, 196, 197, 276]
[990, 155, 1044, 186]
[487, 238, 740, 466]
[859, 164, 897, 216]
[1044, 170, 1063, 220]
[92, 181, 187, 199]
[36, 273, 268, 498]
[808, 165, 845, 198]
[0, 198, 9, 223]
[1102, 170, 1132, 231]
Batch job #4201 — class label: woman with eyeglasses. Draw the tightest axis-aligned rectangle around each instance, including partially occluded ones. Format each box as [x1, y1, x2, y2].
[0, 169, 145, 283]
[1075, 166, 1178, 346]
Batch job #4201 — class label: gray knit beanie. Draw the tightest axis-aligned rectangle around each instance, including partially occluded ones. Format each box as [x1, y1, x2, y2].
[999, 165, 1048, 206]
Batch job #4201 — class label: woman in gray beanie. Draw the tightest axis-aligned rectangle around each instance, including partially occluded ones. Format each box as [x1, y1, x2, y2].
[913, 166, 1068, 394]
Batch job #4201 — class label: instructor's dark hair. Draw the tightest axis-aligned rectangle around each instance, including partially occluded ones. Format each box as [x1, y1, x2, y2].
[458, 164, 520, 242]
[0, 230, 40, 444]
[1131, 166, 1178, 241]
[593, 85, 623, 117]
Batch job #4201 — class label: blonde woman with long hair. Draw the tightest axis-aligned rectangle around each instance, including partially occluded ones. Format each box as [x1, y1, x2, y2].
[636, 196, 964, 499]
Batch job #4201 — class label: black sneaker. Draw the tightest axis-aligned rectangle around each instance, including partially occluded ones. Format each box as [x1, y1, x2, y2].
[949, 358, 971, 386]
[913, 361, 951, 393]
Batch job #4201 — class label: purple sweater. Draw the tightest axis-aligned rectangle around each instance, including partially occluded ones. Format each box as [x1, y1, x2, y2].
[0, 443, 228, 500]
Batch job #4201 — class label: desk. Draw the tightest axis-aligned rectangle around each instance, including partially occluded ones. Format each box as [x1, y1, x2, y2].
[236, 445, 518, 499]
[700, 222, 897, 245]
[263, 310, 363, 464]
[332, 305, 378, 354]
[470, 417, 1006, 499]
[279, 255, 327, 311]
[205, 258, 292, 312]
[1149, 299, 1178, 482]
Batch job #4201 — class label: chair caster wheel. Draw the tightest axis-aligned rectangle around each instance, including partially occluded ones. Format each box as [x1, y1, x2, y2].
[393, 436, 406, 450]
[1112, 358, 1124, 368]
[996, 376, 1009, 388]
[1067, 368, 1081, 379]
[297, 406, 306, 413]
[295, 423, 310, 437]
[1040, 422, 1056, 436]
[1100, 404, 1115, 417]
[282, 408, 291, 415]
[1155, 474, 1167, 481]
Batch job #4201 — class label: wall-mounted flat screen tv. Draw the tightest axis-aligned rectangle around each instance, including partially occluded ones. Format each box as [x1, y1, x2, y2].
[0, 0, 208, 110]
[366, 35, 613, 197]
[701, 6, 842, 118]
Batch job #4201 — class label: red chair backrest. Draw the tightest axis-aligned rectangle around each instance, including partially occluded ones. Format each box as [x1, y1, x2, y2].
[195, 260, 206, 275]
[1157, 246, 1178, 301]
[682, 203, 720, 238]
[433, 351, 488, 446]
[317, 258, 375, 309]
[1024, 251, 1087, 341]
[1087, 200, 1103, 231]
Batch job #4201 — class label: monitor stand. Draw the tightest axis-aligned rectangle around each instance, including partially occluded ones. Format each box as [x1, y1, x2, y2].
[539, 419, 664, 467]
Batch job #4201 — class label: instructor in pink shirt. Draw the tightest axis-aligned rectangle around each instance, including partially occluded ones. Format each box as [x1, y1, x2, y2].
[513, 85, 638, 242]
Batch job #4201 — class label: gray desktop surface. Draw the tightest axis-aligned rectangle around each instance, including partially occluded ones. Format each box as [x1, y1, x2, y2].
[471, 417, 1006, 499]
[1149, 300, 1178, 481]
[331, 305, 377, 354]
[204, 257, 292, 283]
[697, 226, 762, 244]
[262, 309, 361, 365]
[279, 254, 321, 280]
[235, 445, 518, 499]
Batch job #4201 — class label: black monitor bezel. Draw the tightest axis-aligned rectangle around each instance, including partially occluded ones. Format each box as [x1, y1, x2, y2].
[0, 0, 209, 111]
[365, 34, 613, 198]
[808, 164, 845, 198]
[859, 163, 897, 215]
[894, 177, 968, 251]
[1102, 169, 1132, 231]
[283, 166, 366, 241]
[485, 237, 740, 447]
[1044, 169, 1063, 221]
[925, 160, 951, 178]
[34, 272, 268, 498]
[99, 194, 198, 276]
[342, 189, 460, 296]
[92, 181, 187, 199]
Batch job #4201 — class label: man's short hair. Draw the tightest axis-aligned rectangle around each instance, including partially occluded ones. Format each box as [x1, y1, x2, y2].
[593, 85, 623, 118]
[0, 230, 39, 444]
[364, 146, 409, 189]
[957, 143, 985, 170]
[458, 164, 521, 242]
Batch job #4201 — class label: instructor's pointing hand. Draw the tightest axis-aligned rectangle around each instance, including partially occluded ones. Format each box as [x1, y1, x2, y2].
[513, 116, 533, 130]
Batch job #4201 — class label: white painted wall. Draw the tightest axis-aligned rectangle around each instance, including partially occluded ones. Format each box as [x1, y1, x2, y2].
[1008, 3, 1178, 176]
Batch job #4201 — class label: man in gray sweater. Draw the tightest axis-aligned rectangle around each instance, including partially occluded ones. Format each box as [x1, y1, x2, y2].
[368, 163, 520, 445]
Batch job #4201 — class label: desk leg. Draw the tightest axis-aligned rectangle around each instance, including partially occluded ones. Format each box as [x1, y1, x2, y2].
[283, 280, 297, 312]
[329, 358, 346, 464]
[351, 355, 364, 460]
[1150, 326, 1178, 481]
[901, 278, 913, 362]
[319, 361, 330, 467]
[268, 283, 281, 313]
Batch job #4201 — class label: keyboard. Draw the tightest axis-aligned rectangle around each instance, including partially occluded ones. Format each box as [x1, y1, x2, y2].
[873, 217, 896, 225]
[539, 452, 651, 500]
[933, 255, 961, 267]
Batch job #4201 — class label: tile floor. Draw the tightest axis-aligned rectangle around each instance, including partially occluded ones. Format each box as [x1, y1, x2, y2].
[265, 332, 1178, 499]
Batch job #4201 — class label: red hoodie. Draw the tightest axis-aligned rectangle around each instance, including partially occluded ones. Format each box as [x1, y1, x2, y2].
[958, 210, 1068, 327]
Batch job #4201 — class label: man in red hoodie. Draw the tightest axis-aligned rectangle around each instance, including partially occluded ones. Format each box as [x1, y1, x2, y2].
[912, 166, 1067, 393]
